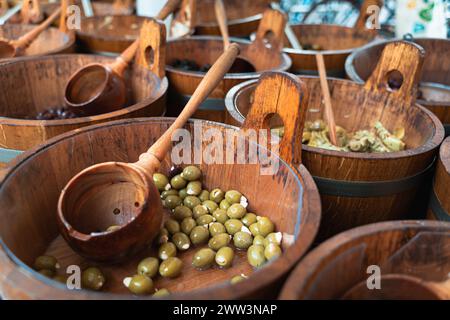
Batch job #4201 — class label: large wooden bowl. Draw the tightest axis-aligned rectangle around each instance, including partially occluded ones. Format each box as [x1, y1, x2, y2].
[194, 0, 272, 37]
[346, 38, 450, 136]
[279, 220, 450, 300]
[428, 137, 450, 222]
[0, 24, 75, 62]
[225, 41, 445, 240]
[0, 115, 321, 299]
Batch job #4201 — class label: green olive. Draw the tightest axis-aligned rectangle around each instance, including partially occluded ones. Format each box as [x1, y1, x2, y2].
[225, 190, 242, 204]
[233, 231, 253, 250]
[264, 243, 282, 261]
[34, 255, 58, 271]
[196, 214, 215, 226]
[253, 235, 265, 246]
[224, 219, 243, 235]
[189, 225, 210, 245]
[215, 246, 234, 268]
[208, 233, 231, 251]
[183, 196, 202, 209]
[156, 227, 169, 244]
[137, 257, 159, 278]
[164, 195, 182, 210]
[192, 248, 216, 270]
[186, 181, 202, 196]
[153, 288, 170, 297]
[257, 217, 275, 237]
[213, 209, 229, 224]
[192, 204, 209, 219]
[173, 205, 192, 221]
[181, 166, 202, 181]
[181, 217, 197, 235]
[153, 173, 170, 192]
[227, 203, 247, 219]
[247, 245, 266, 268]
[38, 269, 55, 277]
[106, 225, 121, 232]
[125, 274, 154, 295]
[209, 222, 226, 237]
[202, 200, 219, 213]
[241, 213, 257, 227]
[219, 199, 231, 210]
[210, 188, 225, 203]
[159, 257, 183, 278]
[158, 242, 177, 260]
[264, 232, 282, 246]
[230, 275, 247, 284]
[249, 223, 260, 236]
[198, 190, 210, 202]
[178, 188, 188, 200]
[161, 189, 178, 199]
[170, 174, 187, 190]
[164, 218, 181, 235]
[172, 232, 191, 251]
[81, 267, 105, 291]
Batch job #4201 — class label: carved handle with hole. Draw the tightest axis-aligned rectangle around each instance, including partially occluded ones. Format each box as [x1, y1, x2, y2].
[364, 41, 425, 106]
[252, 8, 287, 53]
[242, 72, 309, 165]
[135, 19, 166, 79]
[170, 0, 196, 37]
[354, 0, 383, 29]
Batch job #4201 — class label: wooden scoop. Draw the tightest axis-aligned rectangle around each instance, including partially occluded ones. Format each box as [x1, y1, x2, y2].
[57, 43, 240, 263]
[64, 0, 181, 116]
[214, 0, 255, 73]
[0, 6, 61, 59]
[342, 274, 450, 300]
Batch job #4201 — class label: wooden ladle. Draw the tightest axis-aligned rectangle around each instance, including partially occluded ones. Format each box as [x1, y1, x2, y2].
[214, 0, 255, 73]
[0, 6, 61, 59]
[64, 0, 181, 116]
[57, 43, 240, 263]
[342, 274, 450, 300]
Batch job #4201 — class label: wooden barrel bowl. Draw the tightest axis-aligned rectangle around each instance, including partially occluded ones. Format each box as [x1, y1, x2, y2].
[346, 38, 450, 137]
[279, 220, 450, 300]
[0, 24, 75, 62]
[0, 114, 321, 299]
[194, 0, 272, 38]
[225, 41, 445, 240]
[0, 21, 168, 166]
[165, 10, 291, 122]
[428, 137, 450, 222]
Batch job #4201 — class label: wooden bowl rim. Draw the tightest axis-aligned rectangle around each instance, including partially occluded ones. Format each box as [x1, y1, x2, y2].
[0, 117, 321, 300]
[224, 78, 445, 160]
[0, 24, 75, 59]
[0, 54, 169, 127]
[283, 23, 378, 56]
[165, 35, 292, 80]
[278, 220, 450, 300]
[345, 38, 450, 107]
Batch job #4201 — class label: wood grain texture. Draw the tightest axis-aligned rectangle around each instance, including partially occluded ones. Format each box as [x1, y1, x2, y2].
[0, 53, 168, 152]
[279, 220, 450, 299]
[0, 116, 320, 299]
[346, 38, 450, 126]
[225, 42, 445, 240]
[428, 137, 450, 220]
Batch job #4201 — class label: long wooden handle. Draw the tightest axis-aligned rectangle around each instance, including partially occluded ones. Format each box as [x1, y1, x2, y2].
[316, 53, 338, 146]
[135, 44, 240, 173]
[243, 72, 308, 166]
[215, 0, 230, 49]
[110, 38, 140, 75]
[13, 7, 61, 51]
[156, 0, 182, 20]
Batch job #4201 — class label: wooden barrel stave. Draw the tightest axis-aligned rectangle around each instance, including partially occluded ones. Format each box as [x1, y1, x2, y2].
[428, 137, 450, 221]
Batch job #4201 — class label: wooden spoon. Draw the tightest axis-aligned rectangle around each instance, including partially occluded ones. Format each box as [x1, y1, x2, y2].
[0, 6, 61, 59]
[64, 0, 181, 116]
[57, 43, 240, 263]
[342, 274, 450, 300]
[214, 0, 255, 73]
[316, 53, 338, 146]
